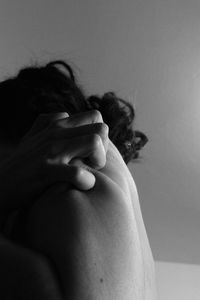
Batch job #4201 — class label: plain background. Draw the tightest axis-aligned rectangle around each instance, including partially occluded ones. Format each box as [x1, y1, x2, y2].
[0, 0, 200, 298]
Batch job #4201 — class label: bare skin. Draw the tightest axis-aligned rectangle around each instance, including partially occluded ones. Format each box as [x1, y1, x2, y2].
[0, 110, 109, 299]
[0, 234, 63, 300]
[25, 140, 157, 299]
[0, 111, 157, 299]
[0, 110, 108, 222]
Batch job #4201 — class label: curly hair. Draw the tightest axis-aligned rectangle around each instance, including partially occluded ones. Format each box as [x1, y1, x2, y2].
[0, 60, 148, 163]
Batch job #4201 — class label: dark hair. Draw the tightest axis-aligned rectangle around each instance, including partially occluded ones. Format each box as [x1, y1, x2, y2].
[0, 60, 148, 163]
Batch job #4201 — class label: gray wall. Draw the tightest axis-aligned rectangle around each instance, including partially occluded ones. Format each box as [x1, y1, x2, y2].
[0, 0, 200, 264]
[156, 261, 200, 299]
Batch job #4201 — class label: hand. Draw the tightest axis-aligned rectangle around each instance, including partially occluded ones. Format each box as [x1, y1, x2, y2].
[0, 110, 109, 217]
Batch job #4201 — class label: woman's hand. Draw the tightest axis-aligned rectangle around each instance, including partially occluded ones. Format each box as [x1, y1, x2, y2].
[0, 110, 109, 218]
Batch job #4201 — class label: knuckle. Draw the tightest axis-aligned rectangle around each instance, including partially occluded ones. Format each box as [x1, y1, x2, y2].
[91, 109, 103, 122]
[96, 122, 109, 137]
[90, 133, 102, 149]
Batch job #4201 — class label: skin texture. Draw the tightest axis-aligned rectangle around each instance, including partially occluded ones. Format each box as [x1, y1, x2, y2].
[0, 112, 157, 299]
[0, 110, 108, 223]
[24, 140, 157, 300]
[0, 111, 109, 299]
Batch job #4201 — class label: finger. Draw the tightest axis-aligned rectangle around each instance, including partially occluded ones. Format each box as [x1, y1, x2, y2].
[46, 163, 96, 190]
[64, 134, 106, 169]
[48, 134, 106, 170]
[56, 110, 103, 128]
[48, 112, 69, 121]
[52, 123, 109, 153]
[25, 112, 69, 138]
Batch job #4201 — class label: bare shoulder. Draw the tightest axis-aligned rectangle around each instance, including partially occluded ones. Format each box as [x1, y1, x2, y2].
[95, 141, 157, 299]
[26, 140, 157, 299]
[66, 141, 157, 299]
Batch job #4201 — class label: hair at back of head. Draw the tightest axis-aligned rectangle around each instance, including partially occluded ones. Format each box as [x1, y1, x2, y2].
[0, 60, 148, 163]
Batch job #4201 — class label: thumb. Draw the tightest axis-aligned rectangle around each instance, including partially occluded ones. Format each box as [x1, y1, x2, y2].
[46, 163, 96, 191]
